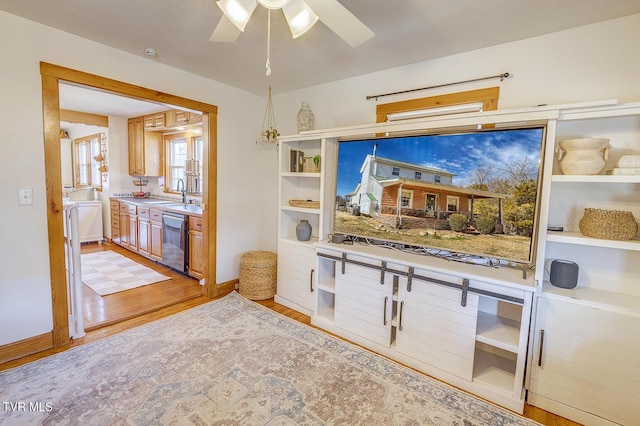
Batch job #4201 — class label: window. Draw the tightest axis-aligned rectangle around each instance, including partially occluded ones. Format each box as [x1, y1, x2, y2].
[164, 132, 203, 194]
[401, 190, 413, 208]
[392, 167, 400, 176]
[73, 133, 104, 189]
[415, 171, 422, 180]
[434, 174, 441, 183]
[446, 196, 459, 212]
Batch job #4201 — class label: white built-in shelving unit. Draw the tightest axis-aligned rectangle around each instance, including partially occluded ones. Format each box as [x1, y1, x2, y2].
[275, 101, 640, 422]
[528, 102, 640, 426]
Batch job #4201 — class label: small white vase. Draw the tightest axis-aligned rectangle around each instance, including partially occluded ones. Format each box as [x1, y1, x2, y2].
[556, 138, 611, 175]
[297, 102, 314, 132]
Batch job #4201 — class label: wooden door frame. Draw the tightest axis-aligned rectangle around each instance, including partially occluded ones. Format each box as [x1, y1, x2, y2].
[40, 62, 219, 346]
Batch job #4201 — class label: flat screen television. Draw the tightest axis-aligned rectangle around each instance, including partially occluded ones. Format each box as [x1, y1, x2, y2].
[333, 125, 547, 266]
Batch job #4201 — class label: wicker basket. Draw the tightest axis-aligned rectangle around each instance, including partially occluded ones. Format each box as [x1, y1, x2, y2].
[289, 199, 320, 209]
[578, 208, 638, 240]
[239, 251, 277, 300]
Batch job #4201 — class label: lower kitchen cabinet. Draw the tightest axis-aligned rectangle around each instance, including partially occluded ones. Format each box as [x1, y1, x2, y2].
[149, 209, 163, 261]
[188, 216, 204, 279]
[528, 297, 640, 425]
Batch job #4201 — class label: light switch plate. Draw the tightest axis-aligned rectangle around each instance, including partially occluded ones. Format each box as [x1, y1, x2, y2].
[18, 188, 34, 206]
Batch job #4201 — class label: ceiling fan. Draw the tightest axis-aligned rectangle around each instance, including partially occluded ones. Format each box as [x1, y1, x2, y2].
[210, 0, 375, 48]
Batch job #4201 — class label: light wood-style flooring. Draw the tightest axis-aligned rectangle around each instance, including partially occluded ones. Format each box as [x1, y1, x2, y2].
[79, 242, 203, 330]
[0, 255, 580, 425]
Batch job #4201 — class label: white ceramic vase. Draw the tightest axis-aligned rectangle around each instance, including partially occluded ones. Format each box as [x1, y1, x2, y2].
[556, 138, 611, 175]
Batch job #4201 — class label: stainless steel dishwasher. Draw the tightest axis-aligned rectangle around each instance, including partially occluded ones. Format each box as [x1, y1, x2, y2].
[161, 211, 188, 273]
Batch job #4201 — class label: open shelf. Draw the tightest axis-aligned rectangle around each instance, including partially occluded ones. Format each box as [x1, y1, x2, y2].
[280, 205, 321, 214]
[475, 311, 520, 353]
[281, 172, 321, 178]
[473, 345, 516, 394]
[316, 289, 335, 321]
[541, 281, 640, 315]
[317, 277, 335, 293]
[551, 174, 640, 183]
[546, 231, 640, 251]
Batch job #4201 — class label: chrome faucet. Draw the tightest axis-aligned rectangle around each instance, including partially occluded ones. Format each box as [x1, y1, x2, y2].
[177, 178, 186, 204]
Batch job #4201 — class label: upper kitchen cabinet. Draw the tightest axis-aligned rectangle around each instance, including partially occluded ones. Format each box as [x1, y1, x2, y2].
[165, 110, 202, 127]
[143, 112, 165, 129]
[128, 116, 162, 176]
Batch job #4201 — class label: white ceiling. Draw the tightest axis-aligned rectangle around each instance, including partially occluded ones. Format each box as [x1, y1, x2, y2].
[6, 0, 640, 120]
[2, 0, 640, 99]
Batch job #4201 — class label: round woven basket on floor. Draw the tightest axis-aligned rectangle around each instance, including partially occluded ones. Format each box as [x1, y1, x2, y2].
[578, 208, 638, 240]
[239, 251, 277, 300]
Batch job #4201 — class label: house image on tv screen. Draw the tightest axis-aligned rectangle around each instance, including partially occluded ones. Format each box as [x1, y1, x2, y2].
[344, 153, 509, 232]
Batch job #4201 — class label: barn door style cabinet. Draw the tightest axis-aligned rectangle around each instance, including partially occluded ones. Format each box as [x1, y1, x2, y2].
[314, 244, 534, 412]
[527, 101, 640, 426]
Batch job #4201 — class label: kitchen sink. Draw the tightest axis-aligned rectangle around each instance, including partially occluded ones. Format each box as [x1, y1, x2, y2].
[163, 203, 203, 215]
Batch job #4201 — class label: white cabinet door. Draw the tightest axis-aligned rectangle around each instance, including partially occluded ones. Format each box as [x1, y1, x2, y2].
[334, 262, 393, 348]
[529, 297, 640, 425]
[396, 275, 478, 381]
[276, 241, 316, 313]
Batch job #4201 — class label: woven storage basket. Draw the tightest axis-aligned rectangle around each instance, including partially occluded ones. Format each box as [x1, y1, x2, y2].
[289, 199, 320, 209]
[578, 208, 638, 240]
[239, 251, 277, 300]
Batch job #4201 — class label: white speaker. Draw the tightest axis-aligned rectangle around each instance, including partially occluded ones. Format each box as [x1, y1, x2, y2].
[549, 259, 579, 289]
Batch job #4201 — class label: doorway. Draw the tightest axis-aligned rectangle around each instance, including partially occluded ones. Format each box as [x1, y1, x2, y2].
[41, 62, 219, 347]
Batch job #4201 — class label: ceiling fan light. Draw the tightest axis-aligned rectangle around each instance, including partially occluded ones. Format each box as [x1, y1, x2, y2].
[257, 0, 289, 10]
[282, 0, 318, 38]
[216, 0, 257, 31]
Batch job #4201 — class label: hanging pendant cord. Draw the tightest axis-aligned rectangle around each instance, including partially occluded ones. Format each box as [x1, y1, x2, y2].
[265, 9, 272, 76]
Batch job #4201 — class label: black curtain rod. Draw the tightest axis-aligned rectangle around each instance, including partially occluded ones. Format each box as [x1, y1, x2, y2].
[366, 72, 510, 101]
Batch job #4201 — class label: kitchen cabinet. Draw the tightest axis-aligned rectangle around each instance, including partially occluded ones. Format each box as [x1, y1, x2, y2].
[110, 200, 121, 244]
[137, 206, 150, 257]
[117, 202, 138, 251]
[149, 208, 163, 261]
[188, 215, 204, 279]
[143, 112, 165, 129]
[165, 110, 202, 127]
[127, 116, 162, 176]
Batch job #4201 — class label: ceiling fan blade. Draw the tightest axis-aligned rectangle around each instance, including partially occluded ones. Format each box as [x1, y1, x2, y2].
[210, 15, 242, 42]
[304, 0, 374, 47]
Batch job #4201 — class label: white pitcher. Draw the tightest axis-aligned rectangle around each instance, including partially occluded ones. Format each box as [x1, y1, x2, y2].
[556, 138, 610, 175]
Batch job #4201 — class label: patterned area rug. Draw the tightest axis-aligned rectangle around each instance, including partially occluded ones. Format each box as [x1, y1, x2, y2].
[0, 292, 539, 425]
[80, 250, 171, 296]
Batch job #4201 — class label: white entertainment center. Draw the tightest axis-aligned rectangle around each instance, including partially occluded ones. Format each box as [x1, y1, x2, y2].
[275, 100, 640, 424]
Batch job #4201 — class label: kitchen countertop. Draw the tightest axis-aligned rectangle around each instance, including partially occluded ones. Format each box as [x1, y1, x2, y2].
[111, 197, 203, 217]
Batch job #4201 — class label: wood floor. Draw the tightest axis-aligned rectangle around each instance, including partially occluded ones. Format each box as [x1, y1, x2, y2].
[79, 242, 203, 330]
[0, 275, 579, 425]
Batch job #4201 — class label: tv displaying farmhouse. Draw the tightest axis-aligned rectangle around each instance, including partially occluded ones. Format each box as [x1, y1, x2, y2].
[334, 128, 545, 262]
